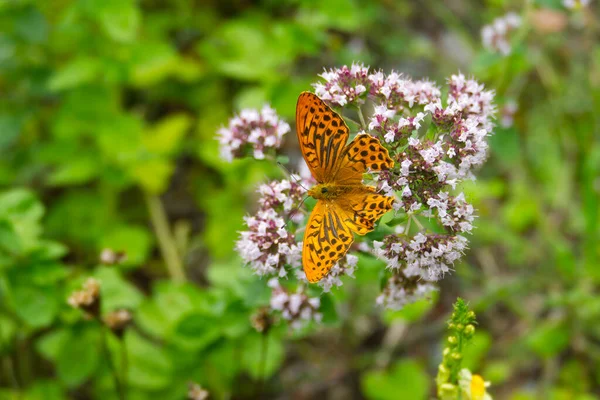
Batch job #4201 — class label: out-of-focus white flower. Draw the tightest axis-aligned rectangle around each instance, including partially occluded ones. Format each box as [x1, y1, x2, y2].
[459, 369, 492, 400]
[481, 12, 521, 56]
[188, 382, 210, 400]
[563, 0, 591, 9]
[68, 278, 101, 318]
[500, 100, 518, 128]
[317, 253, 359, 292]
[217, 105, 290, 162]
[268, 278, 322, 328]
[376, 273, 437, 310]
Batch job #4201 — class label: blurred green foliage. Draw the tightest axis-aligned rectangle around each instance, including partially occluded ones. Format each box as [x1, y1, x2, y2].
[0, 0, 599, 399]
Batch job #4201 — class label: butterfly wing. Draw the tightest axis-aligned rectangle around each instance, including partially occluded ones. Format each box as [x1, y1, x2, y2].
[302, 200, 354, 283]
[296, 92, 350, 183]
[335, 187, 395, 235]
[334, 133, 394, 185]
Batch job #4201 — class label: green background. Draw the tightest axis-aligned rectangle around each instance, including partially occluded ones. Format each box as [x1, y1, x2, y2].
[0, 0, 599, 399]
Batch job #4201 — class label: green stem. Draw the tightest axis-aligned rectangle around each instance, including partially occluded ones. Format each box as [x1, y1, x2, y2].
[256, 331, 269, 398]
[411, 215, 425, 231]
[144, 193, 186, 283]
[2, 356, 20, 397]
[101, 327, 125, 400]
[357, 106, 367, 131]
[120, 338, 128, 399]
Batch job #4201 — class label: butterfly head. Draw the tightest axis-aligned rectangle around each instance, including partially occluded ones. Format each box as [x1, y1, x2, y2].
[308, 183, 340, 200]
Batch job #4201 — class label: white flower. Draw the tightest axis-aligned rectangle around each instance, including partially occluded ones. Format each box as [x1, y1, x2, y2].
[459, 369, 492, 400]
[481, 12, 521, 56]
[217, 104, 290, 162]
[376, 274, 437, 310]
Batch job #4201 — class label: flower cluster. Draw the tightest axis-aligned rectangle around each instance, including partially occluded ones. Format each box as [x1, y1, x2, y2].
[236, 179, 304, 278]
[315, 63, 441, 110]
[224, 64, 495, 318]
[376, 273, 437, 310]
[268, 279, 322, 329]
[67, 278, 101, 318]
[350, 71, 491, 308]
[374, 233, 468, 283]
[314, 63, 370, 106]
[217, 105, 290, 162]
[481, 12, 522, 56]
[103, 309, 132, 338]
[369, 71, 441, 110]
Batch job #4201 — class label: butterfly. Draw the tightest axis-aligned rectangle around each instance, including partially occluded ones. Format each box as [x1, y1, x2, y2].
[296, 92, 395, 283]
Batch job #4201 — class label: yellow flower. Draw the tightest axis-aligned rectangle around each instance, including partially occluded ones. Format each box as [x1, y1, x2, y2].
[459, 369, 492, 400]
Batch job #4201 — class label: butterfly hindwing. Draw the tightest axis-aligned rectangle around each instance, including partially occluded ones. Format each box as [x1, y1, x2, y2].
[334, 133, 394, 185]
[296, 92, 350, 183]
[302, 200, 354, 283]
[335, 187, 395, 235]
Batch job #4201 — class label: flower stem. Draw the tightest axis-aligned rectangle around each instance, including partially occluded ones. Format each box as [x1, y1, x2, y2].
[357, 106, 367, 131]
[120, 338, 128, 399]
[256, 331, 270, 398]
[101, 327, 125, 400]
[144, 193, 186, 283]
[411, 214, 425, 231]
[2, 356, 20, 396]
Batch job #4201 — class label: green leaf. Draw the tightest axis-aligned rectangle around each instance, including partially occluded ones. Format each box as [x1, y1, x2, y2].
[98, 225, 152, 268]
[25, 380, 66, 400]
[56, 326, 101, 387]
[48, 155, 100, 186]
[95, 0, 140, 43]
[361, 359, 429, 400]
[0, 189, 44, 252]
[94, 267, 144, 312]
[143, 114, 193, 156]
[527, 321, 571, 359]
[12, 284, 60, 328]
[130, 158, 174, 194]
[0, 219, 22, 260]
[48, 57, 99, 91]
[172, 312, 222, 351]
[126, 330, 173, 390]
[130, 41, 178, 86]
[36, 328, 70, 362]
[136, 282, 206, 339]
[241, 332, 284, 379]
[0, 314, 16, 353]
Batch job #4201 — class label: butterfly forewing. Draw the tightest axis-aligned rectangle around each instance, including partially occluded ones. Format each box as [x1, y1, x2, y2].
[303, 200, 355, 283]
[296, 92, 350, 183]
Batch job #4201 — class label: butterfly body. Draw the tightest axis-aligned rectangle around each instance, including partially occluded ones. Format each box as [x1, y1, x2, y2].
[296, 92, 395, 283]
[308, 183, 358, 200]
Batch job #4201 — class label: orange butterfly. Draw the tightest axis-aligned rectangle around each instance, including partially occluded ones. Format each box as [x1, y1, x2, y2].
[296, 92, 395, 283]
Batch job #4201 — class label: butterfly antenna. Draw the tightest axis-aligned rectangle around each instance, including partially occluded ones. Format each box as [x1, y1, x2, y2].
[284, 195, 310, 228]
[276, 161, 309, 192]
